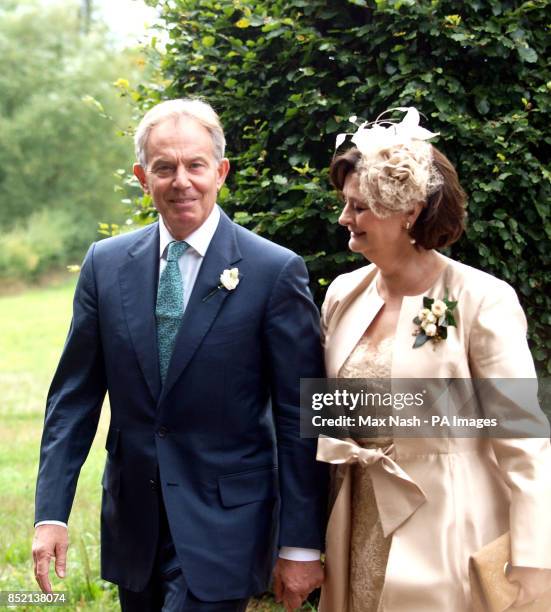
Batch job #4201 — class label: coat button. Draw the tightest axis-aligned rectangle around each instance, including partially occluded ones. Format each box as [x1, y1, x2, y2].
[157, 426, 168, 438]
[149, 479, 157, 491]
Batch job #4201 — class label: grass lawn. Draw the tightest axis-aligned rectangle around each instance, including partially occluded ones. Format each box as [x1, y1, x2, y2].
[0, 276, 117, 610]
[0, 278, 315, 611]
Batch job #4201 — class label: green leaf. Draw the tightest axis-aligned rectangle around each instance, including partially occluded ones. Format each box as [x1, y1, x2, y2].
[413, 333, 429, 349]
[475, 97, 490, 115]
[517, 45, 538, 63]
[202, 35, 215, 48]
[423, 296, 434, 309]
[81, 95, 105, 115]
[218, 185, 230, 201]
[233, 211, 252, 224]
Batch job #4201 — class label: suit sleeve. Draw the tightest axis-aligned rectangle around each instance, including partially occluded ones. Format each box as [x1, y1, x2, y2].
[468, 280, 551, 569]
[35, 243, 107, 524]
[263, 254, 328, 550]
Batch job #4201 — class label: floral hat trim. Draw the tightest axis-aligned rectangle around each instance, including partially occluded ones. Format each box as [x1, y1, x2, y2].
[335, 107, 439, 155]
[335, 107, 444, 219]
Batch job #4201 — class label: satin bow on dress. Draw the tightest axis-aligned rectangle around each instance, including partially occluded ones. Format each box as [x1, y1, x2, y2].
[317, 436, 426, 538]
[317, 435, 428, 612]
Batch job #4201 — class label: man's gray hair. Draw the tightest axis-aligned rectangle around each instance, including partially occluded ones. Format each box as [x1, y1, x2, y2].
[134, 98, 226, 167]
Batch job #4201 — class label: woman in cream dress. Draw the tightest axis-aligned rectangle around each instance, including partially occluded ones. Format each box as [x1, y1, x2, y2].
[316, 109, 551, 612]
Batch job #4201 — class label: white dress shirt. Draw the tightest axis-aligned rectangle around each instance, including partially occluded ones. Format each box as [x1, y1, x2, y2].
[37, 207, 319, 561]
[158, 205, 220, 310]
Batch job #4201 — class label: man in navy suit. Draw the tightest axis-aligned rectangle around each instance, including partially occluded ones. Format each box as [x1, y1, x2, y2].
[33, 99, 327, 611]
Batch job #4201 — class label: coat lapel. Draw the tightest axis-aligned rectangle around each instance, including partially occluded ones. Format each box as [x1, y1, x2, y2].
[392, 255, 454, 379]
[119, 223, 161, 402]
[325, 267, 382, 377]
[159, 212, 242, 404]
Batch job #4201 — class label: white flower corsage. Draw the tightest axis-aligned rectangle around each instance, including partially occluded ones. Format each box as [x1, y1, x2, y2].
[203, 267, 240, 302]
[412, 290, 457, 348]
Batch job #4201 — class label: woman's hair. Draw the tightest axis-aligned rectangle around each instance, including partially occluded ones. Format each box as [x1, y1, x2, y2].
[329, 145, 466, 249]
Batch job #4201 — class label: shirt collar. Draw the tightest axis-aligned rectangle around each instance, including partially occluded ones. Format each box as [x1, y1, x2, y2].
[158, 205, 220, 259]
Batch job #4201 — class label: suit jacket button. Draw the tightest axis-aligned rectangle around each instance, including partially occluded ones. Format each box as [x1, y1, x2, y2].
[149, 479, 158, 491]
[157, 426, 168, 438]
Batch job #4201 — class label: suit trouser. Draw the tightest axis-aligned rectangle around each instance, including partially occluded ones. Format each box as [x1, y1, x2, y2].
[118, 487, 249, 612]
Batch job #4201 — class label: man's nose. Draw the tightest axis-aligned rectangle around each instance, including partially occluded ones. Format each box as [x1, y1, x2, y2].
[172, 165, 191, 188]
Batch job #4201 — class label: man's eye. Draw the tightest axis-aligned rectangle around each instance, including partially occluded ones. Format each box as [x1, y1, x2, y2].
[153, 164, 174, 175]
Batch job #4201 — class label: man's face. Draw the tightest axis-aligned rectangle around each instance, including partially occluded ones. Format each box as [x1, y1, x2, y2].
[134, 116, 229, 240]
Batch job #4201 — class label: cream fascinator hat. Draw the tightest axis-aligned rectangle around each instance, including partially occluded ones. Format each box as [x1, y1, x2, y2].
[336, 107, 443, 218]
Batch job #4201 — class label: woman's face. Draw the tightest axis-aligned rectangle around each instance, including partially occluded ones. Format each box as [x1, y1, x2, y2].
[339, 172, 406, 260]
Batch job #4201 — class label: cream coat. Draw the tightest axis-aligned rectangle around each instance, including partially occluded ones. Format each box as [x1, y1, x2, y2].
[318, 252, 551, 612]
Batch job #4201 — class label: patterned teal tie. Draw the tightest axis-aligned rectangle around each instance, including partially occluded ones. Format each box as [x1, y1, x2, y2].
[156, 240, 189, 383]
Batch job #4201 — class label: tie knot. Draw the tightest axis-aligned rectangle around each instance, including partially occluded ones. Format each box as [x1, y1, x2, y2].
[166, 240, 189, 262]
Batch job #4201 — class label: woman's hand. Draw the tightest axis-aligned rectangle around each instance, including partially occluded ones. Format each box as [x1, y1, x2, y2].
[507, 565, 551, 607]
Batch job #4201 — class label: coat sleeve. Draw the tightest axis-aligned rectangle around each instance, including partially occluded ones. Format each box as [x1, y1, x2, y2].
[35, 243, 107, 524]
[468, 279, 551, 569]
[263, 254, 328, 550]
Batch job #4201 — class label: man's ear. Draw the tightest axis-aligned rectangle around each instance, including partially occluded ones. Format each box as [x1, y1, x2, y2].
[216, 158, 230, 190]
[133, 163, 149, 192]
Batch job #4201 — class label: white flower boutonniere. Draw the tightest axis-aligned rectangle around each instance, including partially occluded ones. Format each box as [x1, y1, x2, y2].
[412, 290, 457, 348]
[220, 267, 240, 291]
[203, 267, 240, 302]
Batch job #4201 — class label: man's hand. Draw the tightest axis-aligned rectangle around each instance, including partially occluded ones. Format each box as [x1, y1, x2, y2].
[32, 525, 68, 593]
[273, 558, 324, 612]
[507, 565, 551, 607]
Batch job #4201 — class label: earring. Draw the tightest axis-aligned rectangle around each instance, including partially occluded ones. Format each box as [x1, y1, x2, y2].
[405, 221, 416, 244]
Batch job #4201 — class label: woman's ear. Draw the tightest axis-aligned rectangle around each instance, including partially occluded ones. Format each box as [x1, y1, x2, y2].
[406, 200, 425, 228]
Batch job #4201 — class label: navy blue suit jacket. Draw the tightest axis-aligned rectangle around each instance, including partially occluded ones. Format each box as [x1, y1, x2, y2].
[35, 210, 327, 599]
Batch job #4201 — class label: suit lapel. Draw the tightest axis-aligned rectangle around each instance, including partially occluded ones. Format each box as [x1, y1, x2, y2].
[159, 212, 242, 404]
[119, 223, 161, 402]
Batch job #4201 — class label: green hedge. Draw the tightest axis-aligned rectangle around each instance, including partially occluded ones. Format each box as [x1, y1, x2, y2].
[0, 209, 96, 281]
[136, 0, 550, 373]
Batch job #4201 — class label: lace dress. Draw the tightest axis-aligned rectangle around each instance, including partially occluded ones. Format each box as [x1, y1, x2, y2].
[339, 336, 394, 612]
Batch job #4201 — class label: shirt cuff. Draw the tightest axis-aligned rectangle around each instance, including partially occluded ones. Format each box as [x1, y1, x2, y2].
[35, 520, 68, 529]
[278, 547, 320, 561]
